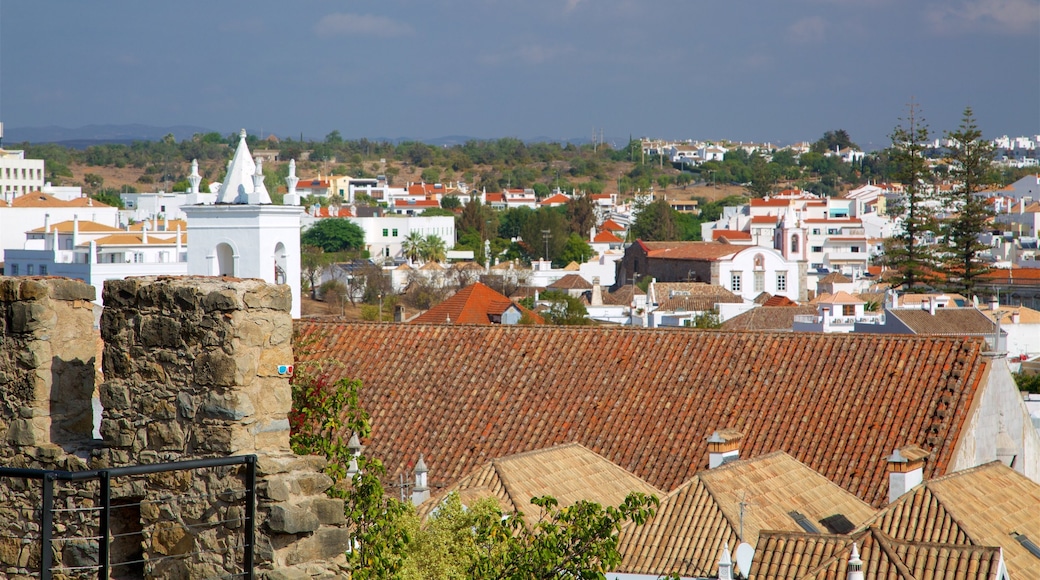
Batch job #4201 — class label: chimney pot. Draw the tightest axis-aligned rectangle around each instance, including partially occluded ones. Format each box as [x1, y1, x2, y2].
[887, 445, 927, 503]
[707, 429, 743, 468]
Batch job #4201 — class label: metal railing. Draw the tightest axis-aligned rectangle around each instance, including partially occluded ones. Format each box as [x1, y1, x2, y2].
[0, 455, 256, 579]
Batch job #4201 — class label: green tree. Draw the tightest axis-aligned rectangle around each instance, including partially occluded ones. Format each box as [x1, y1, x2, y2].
[420, 234, 447, 263]
[83, 172, 104, 192]
[811, 129, 859, 154]
[566, 193, 597, 237]
[520, 208, 569, 262]
[540, 290, 591, 325]
[402, 231, 425, 263]
[556, 233, 595, 267]
[630, 197, 677, 241]
[301, 245, 334, 299]
[940, 107, 996, 294]
[883, 102, 941, 291]
[301, 218, 365, 253]
[688, 310, 722, 329]
[421, 167, 441, 184]
[440, 195, 461, 210]
[288, 374, 411, 579]
[468, 492, 659, 578]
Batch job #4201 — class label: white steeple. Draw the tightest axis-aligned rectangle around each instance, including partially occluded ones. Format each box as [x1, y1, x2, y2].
[847, 542, 864, 580]
[718, 542, 733, 580]
[216, 129, 263, 204]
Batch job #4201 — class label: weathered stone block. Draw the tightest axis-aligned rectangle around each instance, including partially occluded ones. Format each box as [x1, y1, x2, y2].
[18, 279, 50, 300]
[47, 279, 95, 302]
[146, 421, 185, 451]
[294, 472, 334, 496]
[268, 504, 320, 534]
[282, 528, 351, 566]
[265, 474, 300, 502]
[193, 349, 237, 386]
[303, 497, 346, 526]
[151, 521, 194, 556]
[101, 382, 132, 410]
[256, 453, 327, 476]
[244, 285, 291, 312]
[139, 315, 183, 348]
[7, 419, 35, 445]
[203, 289, 241, 312]
[258, 344, 294, 377]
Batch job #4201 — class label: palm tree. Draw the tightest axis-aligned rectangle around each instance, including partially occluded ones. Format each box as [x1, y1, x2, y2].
[420, 234, 447, 263]
[402, 231, 424, 264]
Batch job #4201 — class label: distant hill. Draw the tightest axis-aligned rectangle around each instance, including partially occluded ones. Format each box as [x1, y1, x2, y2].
[4, 124, 214, 146]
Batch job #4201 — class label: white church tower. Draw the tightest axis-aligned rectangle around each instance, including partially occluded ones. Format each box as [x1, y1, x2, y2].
[183, 129, 304, 317]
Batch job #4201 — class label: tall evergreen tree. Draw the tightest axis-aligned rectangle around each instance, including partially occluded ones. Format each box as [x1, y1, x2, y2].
[882, 101, 940, 291]
[940, 107, 996, 295]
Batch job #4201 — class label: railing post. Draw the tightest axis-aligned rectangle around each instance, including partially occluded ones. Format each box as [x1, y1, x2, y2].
[99, 471, 111, 579]
[244, 455, 257, 580]
[40, 474, 54, 580]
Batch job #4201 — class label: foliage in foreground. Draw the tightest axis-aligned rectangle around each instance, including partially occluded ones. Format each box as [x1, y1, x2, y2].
[289, 369, 663, 579]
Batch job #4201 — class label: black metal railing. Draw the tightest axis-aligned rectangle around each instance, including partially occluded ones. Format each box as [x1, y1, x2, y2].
[0, 455, 256, 579]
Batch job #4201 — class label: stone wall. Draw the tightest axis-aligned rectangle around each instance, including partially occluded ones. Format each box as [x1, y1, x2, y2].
[0, 275, 349, 579]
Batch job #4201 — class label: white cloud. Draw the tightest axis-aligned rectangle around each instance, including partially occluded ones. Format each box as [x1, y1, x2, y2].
[787, 16, 827, 44]
[926, 0, 1040, 34]
[314, 13, 413, 38]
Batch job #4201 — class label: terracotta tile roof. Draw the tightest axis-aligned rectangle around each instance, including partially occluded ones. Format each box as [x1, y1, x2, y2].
[712, 229, 753, 241]
[817, 272, 851, 284]
[593, 230, 623, 243]
[982, 305, 1040, 324]
[600, 218, 625, 232]
[865, 461, 1040, 579]
[762, 295, 797, 307]
[721, 306, 818, 331]
[418, 261, 445, 271]
[601, 284, 645, 306]
[410, 282, 543, 325]
[417, 443, 662, 528]
[312, 207, 354, 218]
[617, 451, 876, 577]
[817, 291, 864, 305]
[7, 192, 113, 208]
[981, 267, 1040, 283]
[393, 199, 439, 208]
[640, 241, 739, 261]
[896, 293, 969, 308]
[291, 325, 990, 508]
[540, 193, 571, 205]
[88, 233, 181, 246]
[652, 282, 742, 311]
[751, 215, 779, 224]
[751, 198, 793, 208]
[751, 527, 1003, 580]
[28, 220, 123, 234]
[887, 308, 996, 335]
[548, 274, 592, 290]
[485, 192, 505, 203]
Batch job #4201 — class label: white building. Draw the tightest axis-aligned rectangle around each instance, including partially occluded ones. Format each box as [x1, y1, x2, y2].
[3, 217, 188, 304]
[0, 146, 45, 199]
[343, 214, 455, 263]
[183, 130, 304, 318]
[0, 192, 121, 253]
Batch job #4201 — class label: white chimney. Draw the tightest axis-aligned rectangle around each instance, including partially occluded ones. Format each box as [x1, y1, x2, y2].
[411, 454, 430, 506]
[591, 277, 603, 306]
[846, 542, 864, 580]
[887, 445, 927, 503]
[44, 213, 51, 232]
[717, 542, 733, 580]
[72, 214, 80, 247]
[707, 429, 743, 468]
[345, 433, 362, 478]
[1011, 310, 1020, 324]
[990, 295, 999, 311]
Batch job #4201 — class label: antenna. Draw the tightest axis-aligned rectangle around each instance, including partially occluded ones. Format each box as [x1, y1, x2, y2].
[738, 491, 751, 542]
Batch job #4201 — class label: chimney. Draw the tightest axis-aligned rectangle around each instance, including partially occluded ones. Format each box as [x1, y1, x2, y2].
[990, 295, 999, 311]
[591, 277, 603, 306]
[72, 214, 80, 247]
[717, 542, 733, 580]
[394, 304, 406, 323]
[887, 445, 927, 503]
[345, 433, 362, 478]
[1011, 310, 1020, 324]
[411, 454, 430, 506]
[44, 213, 50, 232]
[707, 429, 743, 468]
[847, 542, 864, 580]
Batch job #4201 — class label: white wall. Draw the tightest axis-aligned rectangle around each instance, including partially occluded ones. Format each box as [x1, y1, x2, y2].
[717, 247, 801, 302]
[0, 206, 122, 253]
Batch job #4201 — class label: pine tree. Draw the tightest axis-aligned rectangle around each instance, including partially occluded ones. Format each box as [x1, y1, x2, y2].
[940, 107, 995, 295]
[883, 101, 940, 291]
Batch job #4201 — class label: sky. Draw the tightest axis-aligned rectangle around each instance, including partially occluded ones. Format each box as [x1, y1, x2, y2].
[1, 0, 1037, 149]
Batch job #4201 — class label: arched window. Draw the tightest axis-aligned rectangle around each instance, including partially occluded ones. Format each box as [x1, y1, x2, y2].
[790, 235, 799, 253]
[273, 242, 287, 285]
[754, 254, 765, 270]
[216, 243, 235, 277]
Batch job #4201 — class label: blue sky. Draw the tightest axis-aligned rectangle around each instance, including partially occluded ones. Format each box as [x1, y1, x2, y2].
[1, 1, 1037, 148]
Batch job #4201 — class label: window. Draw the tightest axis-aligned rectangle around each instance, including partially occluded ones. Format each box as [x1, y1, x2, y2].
[776, 272, 787, 292]
[731, 272, 742, 292]
[754, 271, 764, 292]
[27, 264, 34, 275]
[392, 228, 398, 237]
[851, 246, 860, 253]
[811, 263, 824, 270]
[40, 265, 47, 276]
[9, 264, 18, 275]
[790, 235, 799, 252]
[812, 228, 821, 235]
[382, 229, 389, 237]
[842, 305, 855, 316]
[828, 228, 840, 235]
[811, 246, 823, 253]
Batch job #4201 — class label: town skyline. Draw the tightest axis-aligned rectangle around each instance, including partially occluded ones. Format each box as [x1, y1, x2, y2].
[1, 1, 1037, 149]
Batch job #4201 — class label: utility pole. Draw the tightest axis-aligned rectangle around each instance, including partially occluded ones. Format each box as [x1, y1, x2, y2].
[542, 229, 552, 261]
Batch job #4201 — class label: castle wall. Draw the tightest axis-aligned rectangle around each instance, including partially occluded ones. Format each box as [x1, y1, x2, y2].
[0, 275, 348, 579]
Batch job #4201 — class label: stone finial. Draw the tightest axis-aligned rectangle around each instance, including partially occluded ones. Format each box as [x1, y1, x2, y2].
[346, 432, 362, 477]
[847, 542, 864, 580]
[188, 159, 202, 194]
[718, 542, 733, 580]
